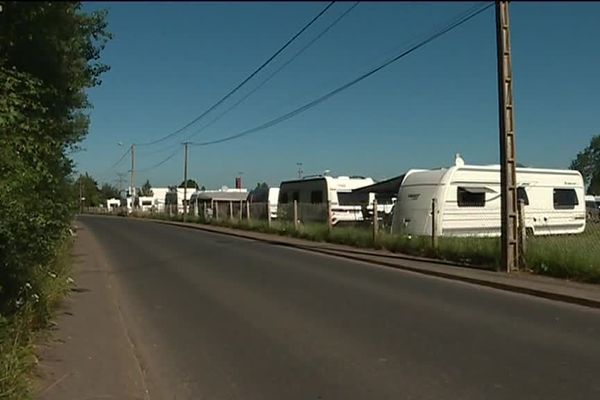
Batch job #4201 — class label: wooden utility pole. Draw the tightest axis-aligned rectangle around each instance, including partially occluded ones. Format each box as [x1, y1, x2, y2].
[130, 144, 135, 212]
[496, 0, 519, 272]
[183, 142, 189, 221]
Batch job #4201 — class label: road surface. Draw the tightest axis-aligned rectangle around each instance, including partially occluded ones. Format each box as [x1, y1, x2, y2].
[40, 215, 600, 399]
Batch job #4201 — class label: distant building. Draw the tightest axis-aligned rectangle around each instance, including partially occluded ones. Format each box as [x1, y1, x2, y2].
[106, 198, 121, 210]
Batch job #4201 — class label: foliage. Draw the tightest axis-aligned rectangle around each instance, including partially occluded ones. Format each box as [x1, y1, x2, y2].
[100, 182, 121, 201]
[140, 179, 153, 197]
[570, 135, 600, 195]
[0, 2, 111, 398]
[74, 173, 103, 207]
[179, 179, 199, 189]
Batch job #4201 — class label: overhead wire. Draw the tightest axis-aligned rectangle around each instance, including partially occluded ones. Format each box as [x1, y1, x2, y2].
[188, 2, 493, 148]
[135, 1, 336, 147]
[136, 146, 182, 173]
[183, 1, 360, 142]
[95, 146, 131, 180]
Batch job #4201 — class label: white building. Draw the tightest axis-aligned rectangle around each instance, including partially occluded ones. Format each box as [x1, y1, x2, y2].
[106, 198, 121, 210]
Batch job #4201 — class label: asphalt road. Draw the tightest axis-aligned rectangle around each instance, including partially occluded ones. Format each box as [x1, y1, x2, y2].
[70, 216, 600, 400]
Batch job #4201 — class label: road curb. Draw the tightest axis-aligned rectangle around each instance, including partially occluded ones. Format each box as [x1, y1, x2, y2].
[150, 218, 600, 309]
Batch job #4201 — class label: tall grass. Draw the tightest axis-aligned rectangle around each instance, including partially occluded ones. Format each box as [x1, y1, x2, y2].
[0, 239, 73, 399]
[526, 226, 600, 283]
[123, 211, 600, 284]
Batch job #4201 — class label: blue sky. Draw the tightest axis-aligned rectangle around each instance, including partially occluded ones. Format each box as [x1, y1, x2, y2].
[76, 1, 600, 190]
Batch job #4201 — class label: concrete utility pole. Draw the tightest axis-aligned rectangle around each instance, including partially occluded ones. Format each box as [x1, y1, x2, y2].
[79, 175, 83, 214]
[130, 144, 136, 211]
[183, 142, 189, 221]
[496, 0, 519, 272]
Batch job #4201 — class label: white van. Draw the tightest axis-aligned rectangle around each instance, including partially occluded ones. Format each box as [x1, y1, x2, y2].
[391, 155, 586, 237]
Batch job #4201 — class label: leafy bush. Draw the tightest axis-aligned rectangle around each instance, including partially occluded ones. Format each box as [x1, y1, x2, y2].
[0, 3, 111, 398]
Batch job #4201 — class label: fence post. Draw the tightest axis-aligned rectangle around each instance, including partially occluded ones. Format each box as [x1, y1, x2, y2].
[246, 201, 250, 222]
[267, 201, 272, 227]
[327, 201, 333, 232]
[239, 200, 243, 222]
[372, 199, 379, 244]
[229, 201, 233, 221]
[293, 200, 299, 231]
[518, 198, 526, 269]
[214, 201, 219, 221]
[431, 198, 438, 250]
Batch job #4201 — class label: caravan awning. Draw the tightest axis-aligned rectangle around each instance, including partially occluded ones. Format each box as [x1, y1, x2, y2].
[459, 185, 498, 194]
[352, 174, 406, 195]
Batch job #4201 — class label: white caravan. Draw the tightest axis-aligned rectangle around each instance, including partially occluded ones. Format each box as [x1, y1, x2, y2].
[106, 198, 121, 210]
[247, 187, 280, 219]
[278, 175, 375, 225]
[391, 155, 586, 237]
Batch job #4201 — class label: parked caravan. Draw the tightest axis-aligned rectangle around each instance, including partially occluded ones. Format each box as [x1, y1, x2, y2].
[247, 187, 280, 219]
[138, 196, 154, 212]
[278, 175, 375, 225]
[585, 195, 600, 220]
[391, 155, 586, 237]
[106, 198, 121, 210]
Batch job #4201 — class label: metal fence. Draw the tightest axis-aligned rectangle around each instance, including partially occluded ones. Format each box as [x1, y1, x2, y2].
[83, 197, 600, 279]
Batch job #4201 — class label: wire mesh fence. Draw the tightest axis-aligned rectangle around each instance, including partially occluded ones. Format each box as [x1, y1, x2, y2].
[83, 196, 600, 282]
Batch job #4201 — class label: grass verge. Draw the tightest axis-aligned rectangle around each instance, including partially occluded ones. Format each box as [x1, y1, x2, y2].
[123, 211, 600, 284]
[0, 238, 73, 400]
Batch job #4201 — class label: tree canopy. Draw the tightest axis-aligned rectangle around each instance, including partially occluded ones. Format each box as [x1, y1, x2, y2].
[140, 179, 153, 196]
[570, 135, 600, 195]
[0, 2, 111, 317]
[179, 179, 199, 189]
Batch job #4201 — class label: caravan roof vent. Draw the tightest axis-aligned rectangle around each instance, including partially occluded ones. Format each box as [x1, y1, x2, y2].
[455, 153, 465, 167]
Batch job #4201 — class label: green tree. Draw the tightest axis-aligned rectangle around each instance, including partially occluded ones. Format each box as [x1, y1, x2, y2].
[570, 135, 600, 195]
[140, 179, 153, 196]
[252, 182, 269, 193]
[100, 182, 120, 201]
[179, 179, 199, 189]
[75, 174, 102, 207]
[0, 2, 111, 318]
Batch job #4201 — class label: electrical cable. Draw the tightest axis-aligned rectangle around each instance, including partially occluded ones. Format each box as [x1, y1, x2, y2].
[135, 1, 336, 147]
[183, 1, 360, 142]
[189, 2, 493, 148]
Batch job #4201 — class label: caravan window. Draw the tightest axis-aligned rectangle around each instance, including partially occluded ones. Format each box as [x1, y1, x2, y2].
[553, 189, 578, 209]
[311, 190, 323, 204]
[338, 192, 369, 205]
[457, 187, 485, 207]
[142, 200, 152, 206]
[517, 187, 529, 206]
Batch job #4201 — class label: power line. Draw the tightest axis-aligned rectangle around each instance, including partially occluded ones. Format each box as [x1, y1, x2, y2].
[136, 1, 336, 147]
[136, 146, 182, 173]
[95, 147, 130, 179]
[189, 2, 493, 148]
[183, 1, 360, 143]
